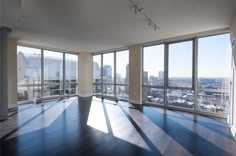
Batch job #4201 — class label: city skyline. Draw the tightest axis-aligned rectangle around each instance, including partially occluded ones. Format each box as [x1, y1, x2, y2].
[143, 34, 231, 78]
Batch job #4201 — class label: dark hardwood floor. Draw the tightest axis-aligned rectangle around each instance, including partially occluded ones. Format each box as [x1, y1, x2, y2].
[0, 96, 236, 156]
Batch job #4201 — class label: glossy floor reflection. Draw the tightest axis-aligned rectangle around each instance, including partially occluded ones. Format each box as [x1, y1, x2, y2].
[0, 96, 235, 155]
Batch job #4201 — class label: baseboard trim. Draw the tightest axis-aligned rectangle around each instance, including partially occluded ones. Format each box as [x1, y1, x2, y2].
[129, 99, 142, 105]
[8, 104, 18, 109]
[231, 126, 236, 140]
[78, 93, 93, 97]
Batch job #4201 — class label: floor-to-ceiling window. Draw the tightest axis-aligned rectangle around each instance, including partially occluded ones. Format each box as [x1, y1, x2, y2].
[197, 34, 231, 114]
[143, 45, 165, 104]
[93, 50, 129, 100]
[116, 50, 129, 100]
[43, 50, 63, 97]
[93, 55, 102, 95]
[17, 46, 41, 101]
[65, 54, 78, 95]
[103, 53, 115, 97]
[167, 40, 194, 109]
[17, 45, 79, 103]
[142, 33, 231, 117]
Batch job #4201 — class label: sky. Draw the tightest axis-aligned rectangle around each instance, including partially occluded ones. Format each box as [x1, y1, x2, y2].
[143, 33, 231, 78]
[93, 33, 231, 79]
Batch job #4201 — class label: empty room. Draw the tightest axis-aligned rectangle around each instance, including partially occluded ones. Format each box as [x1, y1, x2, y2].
[1, 0, 236, 155]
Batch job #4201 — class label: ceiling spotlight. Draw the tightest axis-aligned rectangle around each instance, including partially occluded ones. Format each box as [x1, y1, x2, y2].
[128, 0, 160, 31]
[138, 8, 143, 12]
[148, 18, 151, 26]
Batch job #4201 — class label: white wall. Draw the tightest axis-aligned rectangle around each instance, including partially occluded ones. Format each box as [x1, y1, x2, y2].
[128, 44, 142, 104]
[8, 37, 17, 108]
[78, 53, 93, 97]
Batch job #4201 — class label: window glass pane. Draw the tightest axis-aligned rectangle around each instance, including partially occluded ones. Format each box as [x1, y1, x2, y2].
[65, 83, 78, 95]
[43, 84, 63, 97]
[44, 50, 63, 97]
[17, 46, 41, 85]
[197, 34, 231, 113]
[65, 54, 78, 83]
[17, 86, 41, 101]
[93, 55, 101, 83]
[93, 84, 102, 95]
[116, 85, 129, 100]
[103, 84, 114, 96]
[17, 46, 41, 101]
[103, 53, 114, 83]
[65, 54, 78, 95]
[197, 91, 229, 113]
[198, 34, 230, 90]
[167, 89, 194, 109]
[143, 87, 164, 104]
[168, 41, 193, 88]
[143, 45, 164, 86]
[116, 50, 129, 84]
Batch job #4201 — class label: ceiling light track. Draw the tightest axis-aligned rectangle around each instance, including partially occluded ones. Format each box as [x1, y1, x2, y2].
[128, 0, 160, 31]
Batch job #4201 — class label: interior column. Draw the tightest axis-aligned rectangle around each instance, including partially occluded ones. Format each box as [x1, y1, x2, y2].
[78, 52, 93, 97]
[128, 44, 142, 104]
[0, 27, 10, 120]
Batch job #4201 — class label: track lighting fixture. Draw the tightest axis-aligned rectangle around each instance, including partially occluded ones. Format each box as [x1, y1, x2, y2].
[128, 0, 160, 31]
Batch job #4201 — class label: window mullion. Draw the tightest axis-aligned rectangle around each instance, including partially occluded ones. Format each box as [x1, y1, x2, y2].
[193, 38, 198, 111]
[41, 49, 44, 98]
[164, 43, 169, 106]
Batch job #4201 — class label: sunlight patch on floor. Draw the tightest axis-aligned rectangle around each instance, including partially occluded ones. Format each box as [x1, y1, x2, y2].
[155, 108, 236, 155]
[87, 100, 108, 133]
[104, 102, 151, 151]
[125, 107, 192, 155]
[4, 97, 75, 140]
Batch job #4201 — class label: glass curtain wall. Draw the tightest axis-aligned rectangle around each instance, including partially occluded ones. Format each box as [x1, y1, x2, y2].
[143, 33, 231, 116]
[65, 54, 78, 95]
[17, 46, 41, 101]
[143, 45, 165, 104]
[103, 53, 115, 97]
[43, 50, 63, 97]
[116, 50, 129, 100]
[93, 55, 102, 95]
[168, 41, 194, 109]
[17, 46, 79, 102]
[197, 34, 231, 113]
[93, 50, 129, 100]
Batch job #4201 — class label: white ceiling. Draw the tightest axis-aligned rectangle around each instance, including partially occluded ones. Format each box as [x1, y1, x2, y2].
[9, 0, 236, 52]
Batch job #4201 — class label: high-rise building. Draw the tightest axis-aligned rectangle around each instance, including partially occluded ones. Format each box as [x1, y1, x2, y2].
[103, 65, 112, 82]
[93, 61, 101, 83]
[158, 71, 164, 79]
[143, 71, 148, 84]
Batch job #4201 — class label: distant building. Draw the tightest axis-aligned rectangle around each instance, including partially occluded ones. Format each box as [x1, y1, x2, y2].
[17, 51, 77, 100]
[116, 73, 121, 83]
[158, 71, 164, 79]
[93, 62, 101, 83]
[103, 65, 112, 83]
[143, 71, 148, 84]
